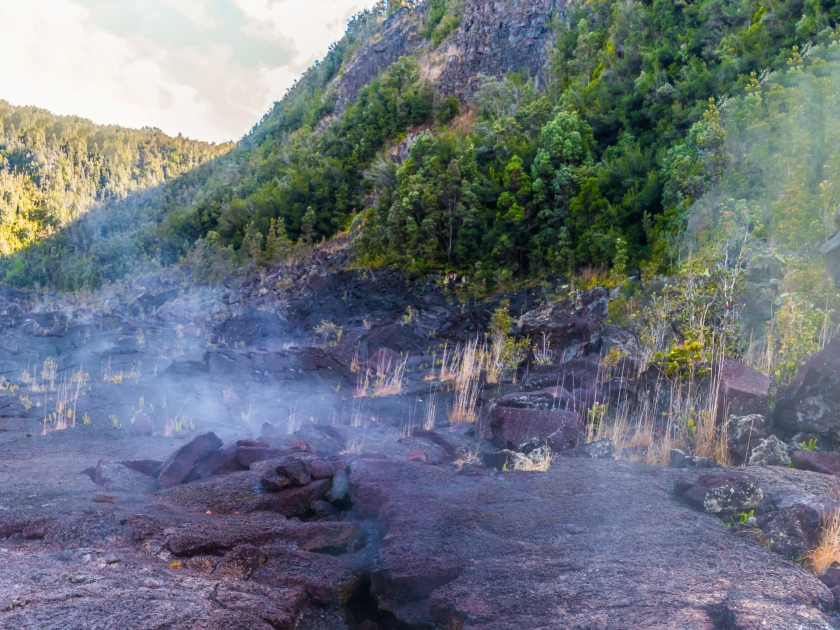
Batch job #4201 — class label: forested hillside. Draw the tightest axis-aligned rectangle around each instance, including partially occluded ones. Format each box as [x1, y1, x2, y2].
[166, 0, 840, 280]
[4, 0, 840, 290]
[0, 102, 231, 287]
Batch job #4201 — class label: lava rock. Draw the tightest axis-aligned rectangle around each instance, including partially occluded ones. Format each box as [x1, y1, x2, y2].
[482, 449, 529, 470]
[756, 505, 819, 560]
[566, 438, 616, 459]
[310, 459, 346, 480]
[718, 361, 771, 419]
[260, 471, 293, 493]
[273, 479, 332, 517]
[157, 432, 223, 489]
[236, 445, 287, 467]
[726, 414, 769, 465]
[119, 459, 163, 478]
[214, 544, 263, 580]
[311, 500, 341, 519]
[748, 435, 791, 467]
[489, 406, 578, 453]
[184, 444, 243, 482]
[774, 335, 840, 436]
[668, 450, 716, 469]
[679, 472, 763, 516]
[791, 449, 840, 476]
[275, 455, 313, 486]
[95, 460, 157, 493]
[517, 288, 609, 362]
[325, 469, 349, 503]
[820, 562, 840, 589]
[129, 414, 155, 436]
[367, 347, 401, 374]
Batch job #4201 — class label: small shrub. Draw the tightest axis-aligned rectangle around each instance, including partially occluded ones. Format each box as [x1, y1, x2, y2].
[436, 95, 460, 124]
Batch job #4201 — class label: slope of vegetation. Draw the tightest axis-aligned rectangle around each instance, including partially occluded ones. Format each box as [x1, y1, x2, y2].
[0, 102, 232, 288]
[0, 102, 231, 252]
[358, 0, 840, 281]
[5, 0, 840, 292]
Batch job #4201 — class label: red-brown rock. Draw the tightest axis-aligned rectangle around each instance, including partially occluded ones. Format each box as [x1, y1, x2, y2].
[236, 445, 287, 467]
[791, 449, 840, 476]
[272, 479, 332, 517]
[158, 432, 223, 489]
[185, 444, 243, 482]
[309, 459, 346, 480]
[489, 406, 578, 453]
[718, 360, 771, 419]
[119, 459, 163, 478]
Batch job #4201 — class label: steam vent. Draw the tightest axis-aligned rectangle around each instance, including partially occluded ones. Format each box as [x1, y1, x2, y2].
[4, 0, 840, 627]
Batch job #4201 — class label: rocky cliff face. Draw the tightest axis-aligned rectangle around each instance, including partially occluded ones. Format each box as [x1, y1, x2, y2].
[336, 0, 571, 111]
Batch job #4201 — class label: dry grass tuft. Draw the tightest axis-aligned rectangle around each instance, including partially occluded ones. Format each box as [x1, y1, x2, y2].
[453, 447, 481, 471]
[513, 447, 553, 472]
[423, 389, 438, 431]
[807, 509, 840, 576]
[355, 355, 407, 398]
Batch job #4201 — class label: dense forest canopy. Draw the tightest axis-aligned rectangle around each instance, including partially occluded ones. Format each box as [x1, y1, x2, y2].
[3, 0, 840, 291]
[0, 102, 231, 286]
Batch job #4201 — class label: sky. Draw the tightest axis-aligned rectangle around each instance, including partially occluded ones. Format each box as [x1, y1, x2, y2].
[0, 0, 371, 143]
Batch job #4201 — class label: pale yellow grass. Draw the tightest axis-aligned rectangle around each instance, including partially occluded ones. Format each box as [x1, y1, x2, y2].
[808, 509, 840, 576]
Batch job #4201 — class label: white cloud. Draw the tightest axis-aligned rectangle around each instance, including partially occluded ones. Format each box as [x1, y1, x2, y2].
[0, 0, 371, 143]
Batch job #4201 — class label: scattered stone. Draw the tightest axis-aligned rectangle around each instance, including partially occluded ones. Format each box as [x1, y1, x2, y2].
[214, 544, 262, 580]
[129, 414, 155, 436]
[119, 459, 163, 478]
[482, 449, 529, 470]
[748, 435, 791, 467]
[236, 444, 286, 467]
[668, 450, 716, 469]
[92, 493, 118, 504]
[95, 460, 157, 493]
[273, 479, 332, 517]
[727, 414, 769, 465]
[566, 438, 615, 459]
[820, 562, 840, 589]
[791, 449, 840, 476]
[774, 335, 840, 436]
[755, 505, 819, 560]
[368, 347, 401, 374]
[310, 459, 345, 480]
[718, 361, 771, 419]
[325, 470, 349, 503]
[185, 444, 243, 482]
[23, 521, 48, 539]
[489, 407, 578, 454]
[405, 450, 429, 463]
[275, 456, 313, 486]
[260, 471, 293, 493]
[158, 432, 223, 489]
[679, 472, 763, 516]
[311, 500, 341, 519]
[517, 288, 609, 361]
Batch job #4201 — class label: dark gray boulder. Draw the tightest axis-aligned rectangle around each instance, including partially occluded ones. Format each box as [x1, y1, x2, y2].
[774, 336, 840, 437]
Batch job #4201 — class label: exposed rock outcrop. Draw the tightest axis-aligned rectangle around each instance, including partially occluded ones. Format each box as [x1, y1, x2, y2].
[774, 336, 840, 437]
